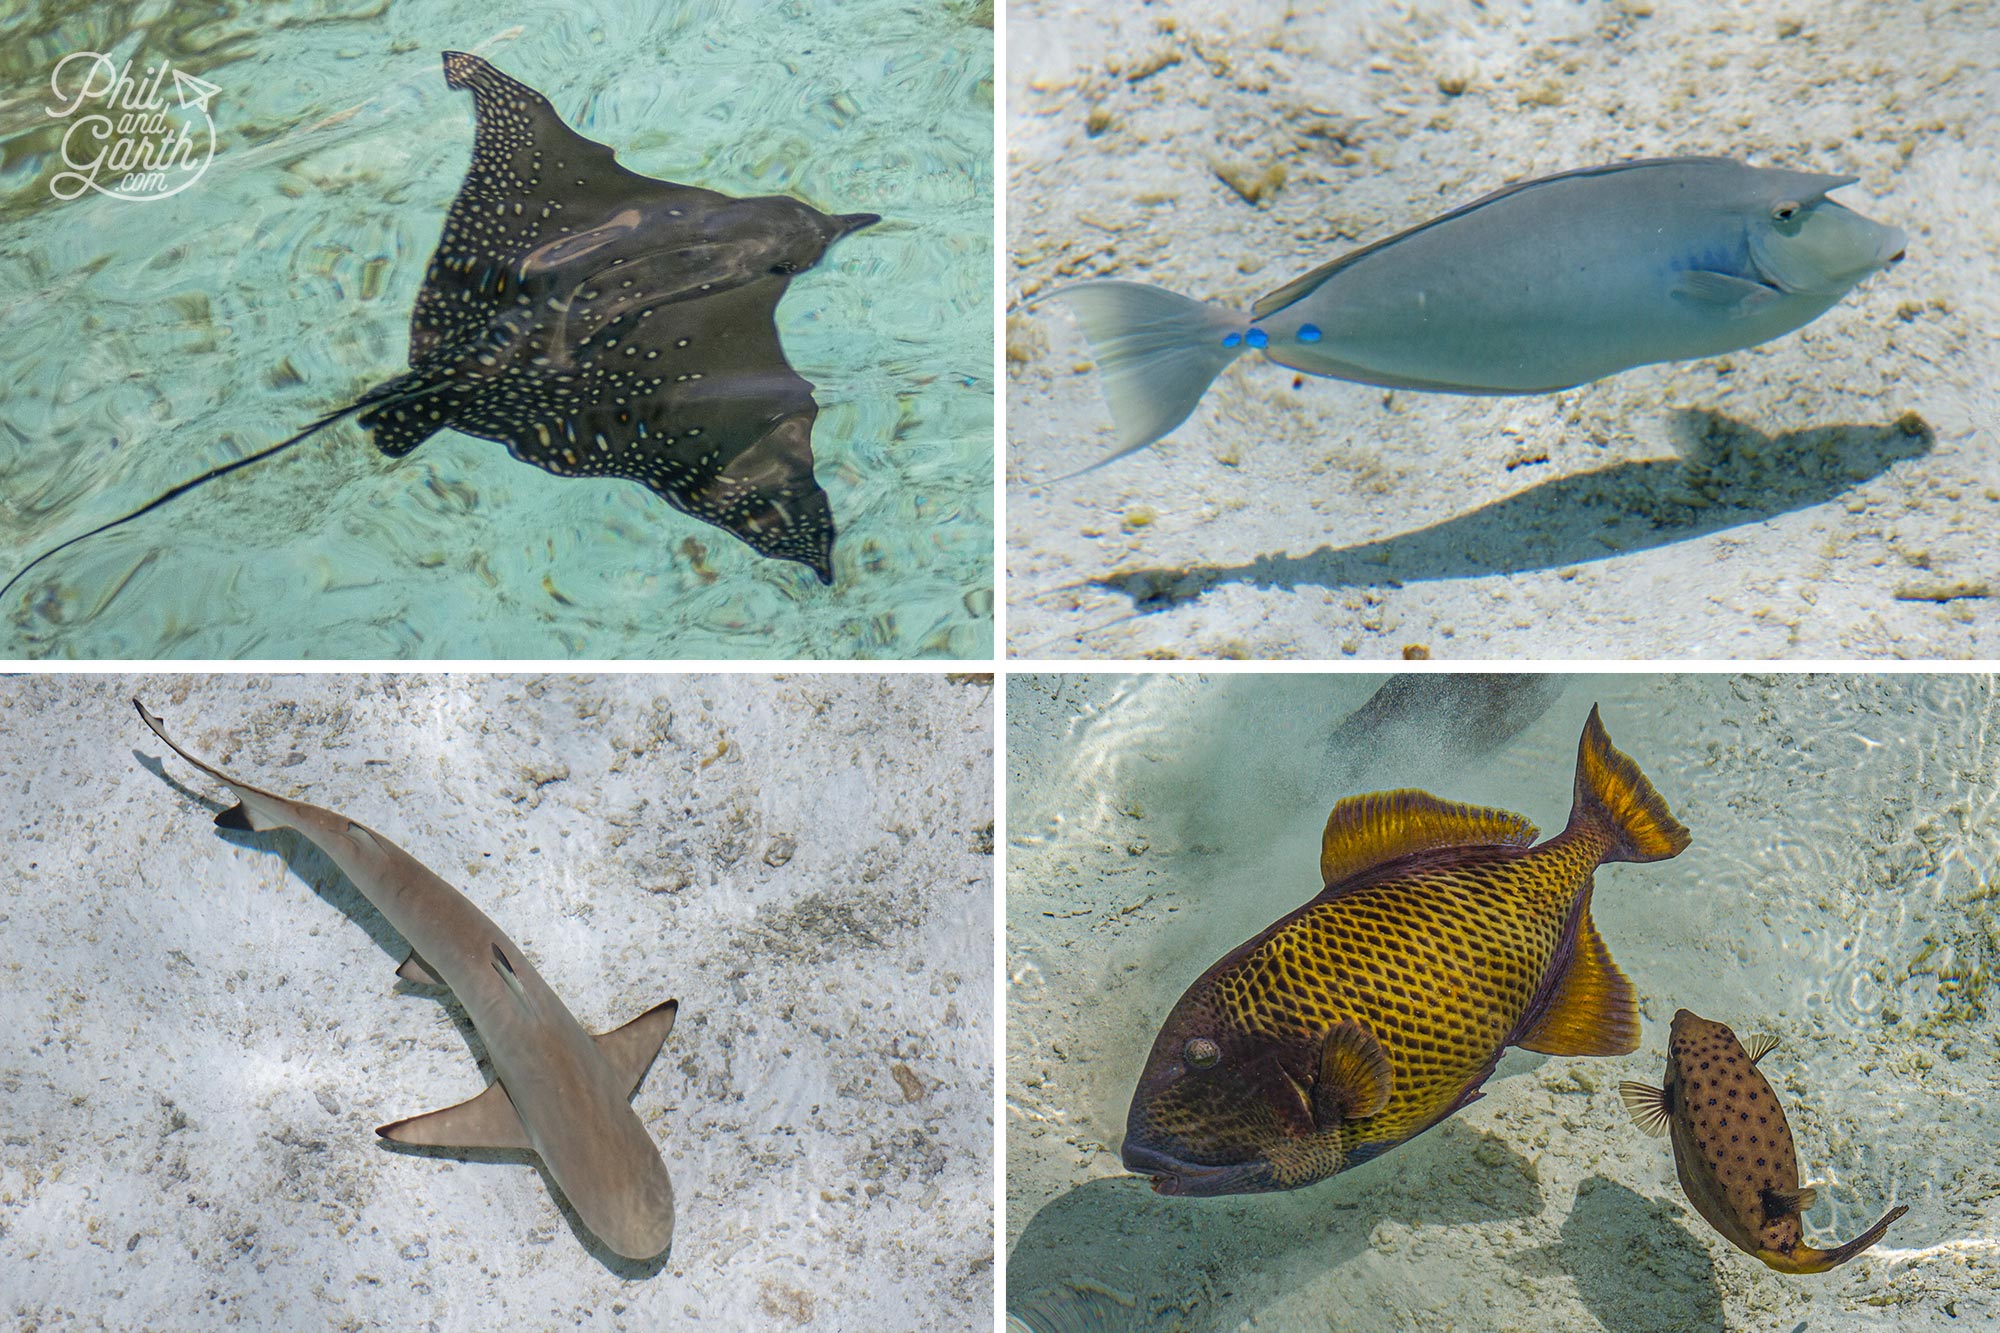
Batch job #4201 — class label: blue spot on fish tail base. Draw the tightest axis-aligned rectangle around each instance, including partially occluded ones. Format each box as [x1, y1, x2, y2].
[1222, 332, 1243, 348]
[1245, 327, 1270, 349]
[1297, 323, 1322, 343]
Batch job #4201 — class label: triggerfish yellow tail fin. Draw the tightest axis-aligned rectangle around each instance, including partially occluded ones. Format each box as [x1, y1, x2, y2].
[1515, 706, 1691, 1059]
[1757, 1205, 1910, 1274]
[1567, 703, 1692, 863]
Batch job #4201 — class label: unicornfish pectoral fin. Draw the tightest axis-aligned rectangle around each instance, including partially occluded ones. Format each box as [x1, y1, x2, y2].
[1312, 1019, 1392, 1130]
[1671, 269, 1784, 315]
[377, 1078, 534, 1152]
[594, 999, 680, 1097]
[1318, 790, 1538, 892]
[1759, 1204, 1909, 1274]
[1618, 1079, 1672, 1136]
[1515, 886, 1639, 1056]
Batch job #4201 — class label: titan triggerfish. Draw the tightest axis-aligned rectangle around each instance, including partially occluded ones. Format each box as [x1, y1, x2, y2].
[1619, 1009, 1908, 1273]
[1125, 705, 1689, 1195]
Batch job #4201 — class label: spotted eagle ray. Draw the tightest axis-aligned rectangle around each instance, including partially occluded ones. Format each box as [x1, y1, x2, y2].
[4, 51, 877, 603]
[136, 698, 680, 1261]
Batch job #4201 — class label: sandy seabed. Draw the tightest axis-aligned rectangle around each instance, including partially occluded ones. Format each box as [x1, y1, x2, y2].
[0, 673, 994, 1331]
[1007, 673, 1999, 1331]
[1006, 0, 1998, 659]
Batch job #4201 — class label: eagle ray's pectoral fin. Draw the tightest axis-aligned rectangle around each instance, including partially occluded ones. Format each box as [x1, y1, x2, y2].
[595, 999, 680, 1097]
[376, 1078, 533, 1152]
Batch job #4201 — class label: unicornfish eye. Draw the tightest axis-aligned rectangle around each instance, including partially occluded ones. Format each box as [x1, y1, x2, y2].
[1772, 201, 1800, 222]
[1184, 1037, 1220, 1068]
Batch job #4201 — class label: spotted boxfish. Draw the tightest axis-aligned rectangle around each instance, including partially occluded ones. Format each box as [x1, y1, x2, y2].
[3, 51, 877, 603]
[1123, 705, 1689, 1196]
[1619, 1009, 1908, 1273]
[1049, 158, 1906, 466]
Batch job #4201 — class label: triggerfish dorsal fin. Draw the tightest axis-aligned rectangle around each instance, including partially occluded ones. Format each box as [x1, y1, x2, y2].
[1513, 885, 1640, 1056]
[1567, 704, 1692, 863]
[1312, 1019, 1393, 1130]
[1319, 790, 1538, 889]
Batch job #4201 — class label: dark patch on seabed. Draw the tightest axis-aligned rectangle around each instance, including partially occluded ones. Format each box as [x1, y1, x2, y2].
[1008, 1120, 1542, 1331]
[1093, 409, 1934, 613]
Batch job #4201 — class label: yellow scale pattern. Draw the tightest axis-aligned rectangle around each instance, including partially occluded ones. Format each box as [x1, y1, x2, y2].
[1215, 828, 1608, 1152]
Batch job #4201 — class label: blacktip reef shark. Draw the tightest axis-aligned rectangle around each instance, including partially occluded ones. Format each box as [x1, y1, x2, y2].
[136, 699, 679, 1261]
[1048, 157, 1906, 468]
[4, 50, 878, 606]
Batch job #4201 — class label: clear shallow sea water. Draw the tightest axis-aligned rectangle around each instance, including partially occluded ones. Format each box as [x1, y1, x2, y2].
[1008, 673, 2000, 1332]
[0, 0, 992, 659]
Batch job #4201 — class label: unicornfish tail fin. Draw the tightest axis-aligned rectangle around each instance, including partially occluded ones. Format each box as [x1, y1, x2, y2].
[1566, 704, 1692, 864]
[1760, 1204, 1909, 1273]
[135, 699, 300, 834]
[377, 1078, 534, 1152]
[1042, 280, 1249, 470]
[595, 999, 680, 1097]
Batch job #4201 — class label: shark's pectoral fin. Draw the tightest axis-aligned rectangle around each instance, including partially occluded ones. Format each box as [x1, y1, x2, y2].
[215, 802, 285, 833]
[595, 999, 680, 1097]
[395, 951, 443, 986]
[377, 1079, 533, 1152]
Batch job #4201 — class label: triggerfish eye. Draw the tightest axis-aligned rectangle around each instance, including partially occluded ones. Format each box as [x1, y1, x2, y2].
[1184, 1037, 1220, 1069]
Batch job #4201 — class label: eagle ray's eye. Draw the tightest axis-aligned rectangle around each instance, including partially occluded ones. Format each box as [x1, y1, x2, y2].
[1184, 1037, 1220, 1069]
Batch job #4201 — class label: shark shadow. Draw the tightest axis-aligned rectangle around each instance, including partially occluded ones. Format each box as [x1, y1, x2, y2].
[1092, 409, 1934, 611]
[1008, 1118, 1544, 1331]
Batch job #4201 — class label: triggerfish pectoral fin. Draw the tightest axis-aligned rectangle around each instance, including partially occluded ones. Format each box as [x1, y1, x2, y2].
[1313, 1020, 1393, 1129]
[1757, 1205, 1910, 1274]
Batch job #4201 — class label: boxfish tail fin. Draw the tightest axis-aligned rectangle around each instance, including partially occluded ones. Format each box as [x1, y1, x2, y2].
[1567, 704, 1691, 865]
[1760, 1204, 1909, 1274]
[1042, 280, 1250, 469]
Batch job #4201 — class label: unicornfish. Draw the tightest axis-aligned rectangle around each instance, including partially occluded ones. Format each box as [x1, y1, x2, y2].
[1123, 705, 1689, 1196]
[1050, 158, 1906, 464]
[3, 51, 879, 604]
[1620, 1008, 1908, 1273]
[135, 699, 680, 1260]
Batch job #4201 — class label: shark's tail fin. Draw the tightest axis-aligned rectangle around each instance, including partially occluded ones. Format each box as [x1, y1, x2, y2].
[1, 403, 365, 608]
[1042, 280, 1249, 474]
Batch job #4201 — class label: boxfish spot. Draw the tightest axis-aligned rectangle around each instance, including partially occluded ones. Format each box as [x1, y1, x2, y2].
[1297, 324, 1322, 343]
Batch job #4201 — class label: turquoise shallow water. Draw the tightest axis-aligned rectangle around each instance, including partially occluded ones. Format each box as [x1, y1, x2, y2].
[1008, 673, 2000, 1331]
[0, 0, 992, 658]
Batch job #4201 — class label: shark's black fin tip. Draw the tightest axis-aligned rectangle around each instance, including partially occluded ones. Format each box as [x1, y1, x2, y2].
[214, 804, 256, 831]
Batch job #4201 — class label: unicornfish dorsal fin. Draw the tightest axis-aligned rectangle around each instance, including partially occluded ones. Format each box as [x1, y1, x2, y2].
[594, 999, 681, 1097]
[1514, 885, 1639, 1056]
[1312, 1019, 1392, 1130]
[1318, 790, 1538, 890]
[377, 1079, 533, 1152]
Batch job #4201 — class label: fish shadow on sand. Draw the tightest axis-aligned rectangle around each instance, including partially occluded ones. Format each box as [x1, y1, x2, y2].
[1517, 1175, 1725, 1333]
[1091, 409, 1934, 611]
[137, 754, 669, 1276]
[1008, 1119, 1543, 1331]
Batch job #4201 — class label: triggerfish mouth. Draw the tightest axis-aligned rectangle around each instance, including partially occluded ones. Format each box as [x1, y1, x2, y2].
[1050, 157, 1906, 466]
[1619, 1009, 1908, 1273]
[1124, 705, 1689, 1197]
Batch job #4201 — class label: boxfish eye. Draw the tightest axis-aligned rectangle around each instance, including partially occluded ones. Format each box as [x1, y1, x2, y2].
[1772, 201, 1800, 223]
[1184, 1037, 1220, 1068]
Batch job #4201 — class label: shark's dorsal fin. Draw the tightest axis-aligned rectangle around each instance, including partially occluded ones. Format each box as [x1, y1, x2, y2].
[396, 952, 443, 986]
[595, 999, 680, 1097]
[377, 1079, 533, 1151]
